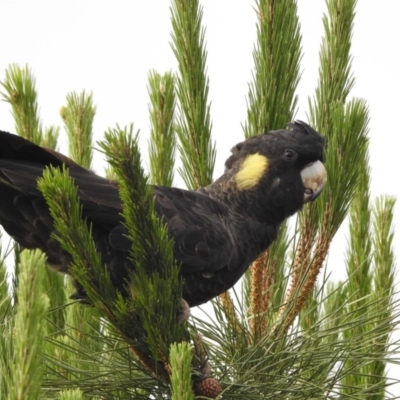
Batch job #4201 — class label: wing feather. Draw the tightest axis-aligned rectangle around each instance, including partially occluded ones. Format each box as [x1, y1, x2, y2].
[0, 130, 234, 279]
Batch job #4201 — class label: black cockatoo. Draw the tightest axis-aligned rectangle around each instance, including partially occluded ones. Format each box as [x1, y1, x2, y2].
[0, 121, 326, 307]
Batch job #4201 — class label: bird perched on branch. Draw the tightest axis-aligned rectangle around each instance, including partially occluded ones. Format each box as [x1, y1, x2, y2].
[0, 121, 326, 307]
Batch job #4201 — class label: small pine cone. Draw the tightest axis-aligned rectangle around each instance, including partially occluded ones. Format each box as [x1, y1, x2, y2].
[195, 378, 222, 398]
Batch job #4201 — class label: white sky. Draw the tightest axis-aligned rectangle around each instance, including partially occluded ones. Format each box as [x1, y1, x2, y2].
[1, 0, 399, 396]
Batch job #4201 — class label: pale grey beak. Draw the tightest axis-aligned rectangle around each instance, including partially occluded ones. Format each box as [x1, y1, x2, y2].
[300, 160, 327, 203]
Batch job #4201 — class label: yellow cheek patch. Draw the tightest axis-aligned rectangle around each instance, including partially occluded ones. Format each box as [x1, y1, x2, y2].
[236, 153, 269, 190]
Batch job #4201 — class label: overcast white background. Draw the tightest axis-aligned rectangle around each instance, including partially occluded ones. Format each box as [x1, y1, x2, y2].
[1, 0, 399, 396]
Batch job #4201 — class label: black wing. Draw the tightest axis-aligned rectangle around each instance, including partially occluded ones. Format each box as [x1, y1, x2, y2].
[154, 186, 235, 273]
[0, 131, 235, 297]
[88, 184, 236, 275]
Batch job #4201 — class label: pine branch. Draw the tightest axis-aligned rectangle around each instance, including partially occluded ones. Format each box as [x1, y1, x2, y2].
[59, 92, 101, 377]
[244, 0, 302, 137]
[341, 119, 372, 393]
[0, 64, 64, 328]
[37, 161, 169, 384]
[310, 0, 356, 129]
[0, 64, 43, 144]
[170, 342, 195, 400]
[60, 91, 96, 169]
[37, 165, 118, 314]
[0, 64, 59, 149]
[148, 70, 176, 186]
[364, 196, 397, 396]
[7, 250, 50, 400]
[170, 0, 216, 189]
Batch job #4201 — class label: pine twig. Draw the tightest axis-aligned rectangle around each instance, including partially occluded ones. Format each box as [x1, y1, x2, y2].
[60, 91, 96, 169]
[170, 0, 215, 189]
[148, 70, 176, 186]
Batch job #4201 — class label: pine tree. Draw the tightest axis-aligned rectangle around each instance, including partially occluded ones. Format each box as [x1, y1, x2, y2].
[0, 0, 398, 399]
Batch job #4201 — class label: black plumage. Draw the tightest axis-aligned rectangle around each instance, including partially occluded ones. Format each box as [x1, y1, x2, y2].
[0, 121, 326, 307]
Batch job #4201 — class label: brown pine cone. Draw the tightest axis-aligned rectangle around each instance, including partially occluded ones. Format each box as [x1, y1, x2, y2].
[195, 378, 222, 398]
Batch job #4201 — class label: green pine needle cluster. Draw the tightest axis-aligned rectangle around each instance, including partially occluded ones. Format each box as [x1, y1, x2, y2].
[0, 64, 59, 148]
[148, 71, 176, 187]
[171, 0, 216, 189]
[1, 250, 49, 400]
[60, 91, 96, 169]
[244, 0, 302, 137]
